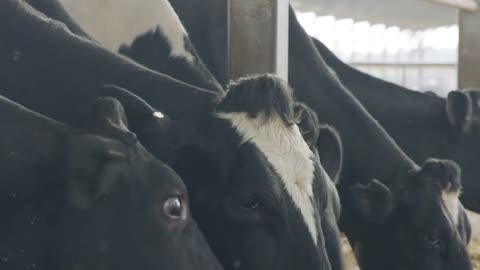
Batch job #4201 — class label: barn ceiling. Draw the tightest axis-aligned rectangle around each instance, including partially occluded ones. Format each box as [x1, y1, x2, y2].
[290, 0, 461, 30]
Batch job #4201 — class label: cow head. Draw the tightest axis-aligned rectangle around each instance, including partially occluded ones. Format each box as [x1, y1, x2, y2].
[59, 97, 223, 270]
[446, 88, 480, 138]
[167, 75, 333, 270]
[0, 95, 222, 270]
[342, 159, 472, 270]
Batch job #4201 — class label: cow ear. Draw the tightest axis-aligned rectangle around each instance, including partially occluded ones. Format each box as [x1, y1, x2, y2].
[446, 91, 472, 137]
[317, 125, 343, 183]
[78, 96, 129, 129]
[293, 102, 320, 148]
[348, 179, 394, 222]
[76, 95, 138, 145]
[66, 134, 128, 210]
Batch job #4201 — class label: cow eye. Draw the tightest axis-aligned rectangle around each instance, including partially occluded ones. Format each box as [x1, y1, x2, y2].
[240, 197, 259, 210]
[163, 197, 186, 220]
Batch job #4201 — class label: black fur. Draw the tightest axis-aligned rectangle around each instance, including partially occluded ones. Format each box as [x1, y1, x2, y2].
[217, 74, 295, 125]
[294, 102, 321, 147]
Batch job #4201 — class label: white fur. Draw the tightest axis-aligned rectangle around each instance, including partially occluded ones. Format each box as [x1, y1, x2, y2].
[217, 112, 318, 245]
[61, 0, 194, 62]
[442, 191, 460, 225]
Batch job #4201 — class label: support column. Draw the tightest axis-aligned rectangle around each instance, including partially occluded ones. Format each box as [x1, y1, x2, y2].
[458, 8, 480, 88]
[228, 0, 289, 81]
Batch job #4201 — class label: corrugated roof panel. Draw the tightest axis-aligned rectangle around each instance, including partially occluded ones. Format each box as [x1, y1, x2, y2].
[291, 0, 459, 29]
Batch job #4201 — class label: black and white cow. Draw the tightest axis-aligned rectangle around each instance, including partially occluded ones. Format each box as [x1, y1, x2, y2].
[165, 2, 474, 269]
[0, 94, 223, 270]
[289, 9, 472, 270]
[312, 36, 480, 213]
[168, 0, 229, 87]
[0, 1, 336, 270]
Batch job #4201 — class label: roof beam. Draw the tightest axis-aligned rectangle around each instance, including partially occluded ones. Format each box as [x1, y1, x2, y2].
[424, 0, 478, 11]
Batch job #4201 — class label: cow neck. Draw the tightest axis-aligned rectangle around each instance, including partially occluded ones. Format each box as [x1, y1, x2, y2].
[169, 0, 229, 87]
[316, 38, 448, 133]
[0, 0, 221, 120]
[315, 38, 451, 159]
[288, 9, 417, 186]
[0, 95, 68, 200]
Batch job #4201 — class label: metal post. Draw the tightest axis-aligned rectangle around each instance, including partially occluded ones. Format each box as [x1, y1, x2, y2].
[458, 8, 480, 89]
[228, 0, 289, 81]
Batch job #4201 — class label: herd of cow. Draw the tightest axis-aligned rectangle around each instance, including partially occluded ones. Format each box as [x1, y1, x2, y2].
[1, 0, 479, 270]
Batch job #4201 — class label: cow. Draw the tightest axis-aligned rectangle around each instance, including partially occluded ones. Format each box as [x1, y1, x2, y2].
[312, 35, 480, 213]
[165, 2, 474, 269]
[0, 94, 223, 270]
[0, 1, 336, 270]
[289, 9, 473, 270]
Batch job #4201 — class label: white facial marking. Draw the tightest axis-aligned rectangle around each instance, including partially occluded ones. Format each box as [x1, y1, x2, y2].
[442, 190, 461, 225]
[61, 0, 194, 62]
[153, 111, 165, 118]
[217, 112, 318, 245]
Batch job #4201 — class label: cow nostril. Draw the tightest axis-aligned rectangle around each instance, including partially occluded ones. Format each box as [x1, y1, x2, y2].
[163, 197, 186, 220]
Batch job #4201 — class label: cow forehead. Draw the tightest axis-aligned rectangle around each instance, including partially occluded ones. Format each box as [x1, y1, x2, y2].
[217, 112, 319, 245]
